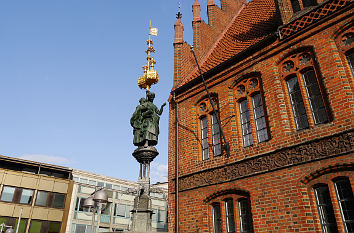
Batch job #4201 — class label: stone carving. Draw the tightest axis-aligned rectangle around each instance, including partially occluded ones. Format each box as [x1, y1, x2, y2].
[176, 131, 353, 192]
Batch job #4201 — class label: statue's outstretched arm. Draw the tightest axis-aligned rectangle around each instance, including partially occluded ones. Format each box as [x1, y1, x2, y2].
[158, 102, 166, 115]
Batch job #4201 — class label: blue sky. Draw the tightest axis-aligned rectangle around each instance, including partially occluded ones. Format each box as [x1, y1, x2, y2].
[0, 0, 221, 183]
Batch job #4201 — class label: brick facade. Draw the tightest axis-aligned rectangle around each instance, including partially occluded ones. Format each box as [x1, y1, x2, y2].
[169, 0, 353, 232]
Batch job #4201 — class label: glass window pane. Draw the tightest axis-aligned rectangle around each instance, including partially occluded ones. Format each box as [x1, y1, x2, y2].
[225, 199, 235, 233]
[35, 191, 49, 206]
[105, 183, 112, 189]
[53, 193, 66, 209]
[252, 94, 269, 143]
[48, 222, 61, 233]
[97, 182, 104, 187]
[20, 189, 34, 204]
[286, 76, 309, 130]
[334, 178, 354, 232]
[239, 100, 253, 147]
[1, 186, 15, 202]
[239, 199, 253, 233]
[75, 225, 86, 233]
[117, 204, 126, 217]
[89, 180, 96, 186]
[15, 219, 27, 233]
[291, 0, 301, 13]
[314, 185, 338, 233]
[211, 112, 221, 156]
[29, 220, 42, 233]
[302, 69, 328, 125]
[80, 178, 88, 184]
[212, 203, 222, 233]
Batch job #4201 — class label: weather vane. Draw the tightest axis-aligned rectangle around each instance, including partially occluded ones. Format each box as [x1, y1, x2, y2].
[138, 21, 159, 91]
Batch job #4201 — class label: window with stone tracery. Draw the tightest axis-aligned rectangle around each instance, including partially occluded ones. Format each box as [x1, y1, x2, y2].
[280, 50, 330, 130]
[197, 96, 221, 160]
[234, 75, 269, 147]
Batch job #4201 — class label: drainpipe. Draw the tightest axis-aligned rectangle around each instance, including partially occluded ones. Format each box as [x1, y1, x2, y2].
[173, 91, 179, 233]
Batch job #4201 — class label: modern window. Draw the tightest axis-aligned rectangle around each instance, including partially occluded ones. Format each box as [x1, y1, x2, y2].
[0, 186, 34, 205]
[0, 186, 15, 202]
[20, 189, 34, 204]
[35, 191, 65, 209]
[334, 178, 354, 233]
[200, 116, 209, 160]
[29, 221, 61, 233]
[314, 185, 339, 233]
[234, 76, 269, 147]
[197, 96, 222, 159]
[74, 197, 85, 212]
[53, 193, 65, 208]
[36, 191, 49, 206]
[239, 198, 253, 233]
[114, 203, 133, 219]
[225, 199, 236, 233]
[0, 217, 27, 233]
[281, 51, 329, 130]
[212, 203, 222, 233]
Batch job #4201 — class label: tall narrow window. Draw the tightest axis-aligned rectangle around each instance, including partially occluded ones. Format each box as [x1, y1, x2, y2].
[251, 94, 269, 143]
[211, 112, 221, 156]
[302, 69, 328, 124]
[291, 0, 301, 13]
[281, 51, 329, 130]
[314, 185, 338, 233]
[334, 178, 354, 233]
[286, 76, 309, 130]
[212, 203, 222, 233]
[225, 199, 236, 233]
[239, 100, 253, 147]
[239, 198, 253, 233]
[200, 116, 209, 160]
[197, 96, 221, 159]
[234, 76, 269, 147]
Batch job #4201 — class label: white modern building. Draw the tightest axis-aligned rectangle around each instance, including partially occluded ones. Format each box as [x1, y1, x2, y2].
[65, 169, 168, 233]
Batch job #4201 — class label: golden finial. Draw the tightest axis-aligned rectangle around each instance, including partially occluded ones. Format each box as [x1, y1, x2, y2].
[138, 20, 159, 91]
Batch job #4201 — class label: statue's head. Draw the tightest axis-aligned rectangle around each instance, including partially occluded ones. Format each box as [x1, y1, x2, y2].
[139, 98, 146, 104]
[146, 91, 155, 101]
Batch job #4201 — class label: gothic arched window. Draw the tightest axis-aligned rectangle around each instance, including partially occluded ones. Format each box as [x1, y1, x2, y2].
[280, 50, 330, 130]
[197, 96, 221, 160]
[234, 75, 269, 147]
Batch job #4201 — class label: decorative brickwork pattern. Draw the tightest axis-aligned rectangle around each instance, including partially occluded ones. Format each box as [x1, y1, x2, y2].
[176, 131, 353, 192]
[279, 0, 352, 38]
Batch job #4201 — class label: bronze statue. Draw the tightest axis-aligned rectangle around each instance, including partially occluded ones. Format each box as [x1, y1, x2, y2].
[131, 91, 166, 147]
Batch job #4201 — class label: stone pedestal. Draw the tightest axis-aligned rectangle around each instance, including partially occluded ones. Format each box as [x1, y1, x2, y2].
[130, 147, 159, 232]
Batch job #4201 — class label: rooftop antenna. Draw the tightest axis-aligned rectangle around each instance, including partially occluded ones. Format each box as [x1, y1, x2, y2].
[177, 0, 182, 18]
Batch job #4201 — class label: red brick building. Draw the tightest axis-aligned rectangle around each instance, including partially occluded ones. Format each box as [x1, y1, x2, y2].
[168, 0, 353, 232]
